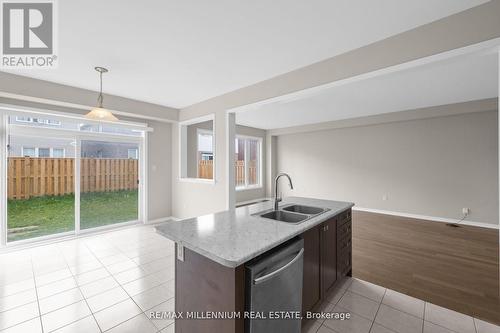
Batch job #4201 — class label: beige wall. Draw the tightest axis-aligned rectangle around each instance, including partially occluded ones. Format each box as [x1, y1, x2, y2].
[276, 111, 498, 225]
[172, 1, 500, 219]
[0, 72, 178, 122]
[172, 113, 228, 218]
[147, 121, 173, 220]
[236, 125, 267, 203]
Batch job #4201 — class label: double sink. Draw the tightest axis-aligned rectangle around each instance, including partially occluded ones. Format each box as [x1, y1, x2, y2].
[255, 204, 329, 224]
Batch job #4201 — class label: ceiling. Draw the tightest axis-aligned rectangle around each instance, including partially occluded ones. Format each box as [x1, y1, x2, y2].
[1, 0, 489, 109]
[236, 52, 499, 129]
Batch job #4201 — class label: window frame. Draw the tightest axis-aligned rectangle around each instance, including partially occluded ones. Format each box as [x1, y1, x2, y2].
[178, 114, 216, 184]
[38, 147, 51, 158]
[235, 135, 263, 191]
[21, 146, 36, 157]
[127, 148, 138, 159]
[52, 148, 65, 158]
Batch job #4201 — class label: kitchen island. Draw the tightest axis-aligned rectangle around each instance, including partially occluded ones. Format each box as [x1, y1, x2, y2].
[156, 197, 353, 333]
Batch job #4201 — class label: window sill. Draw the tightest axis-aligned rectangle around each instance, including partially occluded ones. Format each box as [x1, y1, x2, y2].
[236, 185, 263, 192]
[179, 177, 216, 185]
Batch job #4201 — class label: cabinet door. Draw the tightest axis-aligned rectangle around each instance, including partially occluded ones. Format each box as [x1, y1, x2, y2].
[302, 225, 321, 314]
[321, 218, 337, 296]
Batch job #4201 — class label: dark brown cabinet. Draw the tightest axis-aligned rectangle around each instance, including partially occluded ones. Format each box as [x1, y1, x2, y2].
[337, 210, 352, 278]
[320, 218, 337, 296]
[301, 225, 321, 314]
[301, 209, 352, 321]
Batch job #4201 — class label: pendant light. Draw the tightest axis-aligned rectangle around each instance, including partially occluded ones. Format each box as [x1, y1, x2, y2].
[85, 66, 118, 121]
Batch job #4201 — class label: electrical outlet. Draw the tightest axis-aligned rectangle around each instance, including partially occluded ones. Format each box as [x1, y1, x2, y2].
[462, 208, 470, 216]
[382, 194, 388, 201]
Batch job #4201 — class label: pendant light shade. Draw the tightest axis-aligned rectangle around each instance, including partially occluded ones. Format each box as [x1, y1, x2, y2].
[85, 107, 118, 121]
[85, 66, 118, 121]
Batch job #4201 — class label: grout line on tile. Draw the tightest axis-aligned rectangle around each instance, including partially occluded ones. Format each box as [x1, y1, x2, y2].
[423, 320, 465, 333]
[45, 314, 96, 333]
[30, 254, 45, 333]
[60, 244, 103, 333]
[84, 240, 160, 331]
[379, 301, 424, 321]
[473, 317, 478, 333]
[368, 288, 386, 332]
[422, 302, 426, 333]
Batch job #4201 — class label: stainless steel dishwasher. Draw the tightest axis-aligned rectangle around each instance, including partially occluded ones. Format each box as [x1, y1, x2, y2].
[245, 238, 304, 333]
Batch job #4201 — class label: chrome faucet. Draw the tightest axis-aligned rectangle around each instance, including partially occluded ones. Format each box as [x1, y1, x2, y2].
[274, 173, 294, 211]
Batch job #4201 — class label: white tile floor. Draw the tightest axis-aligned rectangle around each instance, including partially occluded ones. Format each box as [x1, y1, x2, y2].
[1, 225, 499, 333]
[0, 225, 175, 333]
[304, 278, 500, 333]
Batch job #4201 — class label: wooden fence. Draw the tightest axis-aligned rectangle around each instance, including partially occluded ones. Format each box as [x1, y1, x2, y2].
[199, 160, 257, 185]
[7, 157, 138, 200]
[198, 160, 213, 180]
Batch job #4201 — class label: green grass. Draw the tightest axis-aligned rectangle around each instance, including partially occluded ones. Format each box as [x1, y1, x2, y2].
[7, 190, 138, 242]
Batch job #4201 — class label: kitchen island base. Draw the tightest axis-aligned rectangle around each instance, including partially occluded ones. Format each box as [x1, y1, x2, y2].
[173, 207, 352, 333]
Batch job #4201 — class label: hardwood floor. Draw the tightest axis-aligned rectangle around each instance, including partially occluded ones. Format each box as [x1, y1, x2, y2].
[352, 211, 500, 325]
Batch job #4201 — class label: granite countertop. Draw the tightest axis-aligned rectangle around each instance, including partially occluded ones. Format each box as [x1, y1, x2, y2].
[155, 197, 354, 268]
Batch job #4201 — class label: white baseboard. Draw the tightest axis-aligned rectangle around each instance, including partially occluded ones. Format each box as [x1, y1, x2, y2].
[353, 207, 499, 230]
[236, 197, 272, 207]
[146, 216, 180, 225]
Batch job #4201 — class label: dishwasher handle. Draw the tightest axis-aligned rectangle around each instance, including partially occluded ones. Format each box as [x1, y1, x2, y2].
[253, 248, 304, 285]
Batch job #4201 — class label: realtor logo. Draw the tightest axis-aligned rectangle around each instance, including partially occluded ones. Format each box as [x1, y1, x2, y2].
[1, 0, 57, 68]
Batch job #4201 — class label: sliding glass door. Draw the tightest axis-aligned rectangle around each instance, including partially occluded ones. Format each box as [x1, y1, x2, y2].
[2, 113, 145, 244]
[79, 140, 140, 230]
[7, 134, 75, 242]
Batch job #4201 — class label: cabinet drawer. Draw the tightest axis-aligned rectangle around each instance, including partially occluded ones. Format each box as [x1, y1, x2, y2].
[338, 249, 352, 276]
[337, 219, 352, 238]
[337, 210, 352, 226]
[337, 234, 352, 254]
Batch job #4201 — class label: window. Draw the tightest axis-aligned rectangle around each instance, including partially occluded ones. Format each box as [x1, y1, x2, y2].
[15, 116, 61, 126]
[22, 147, 36, 157]
[128, 148, 138, 159]
[45, 119, 61, 126]
[52, 148, 65, 158]
[200, 152, 213, 161]
[4, 111, 147, 244]
[10, 115, 144, 136]
[235, 136, 262, 189]
[196, 129, 214, 179]
[197, 130, 213, 155]
[16, 116, 34, 123]
[235, 138, 245, 187]
[38, 148, 50, 157]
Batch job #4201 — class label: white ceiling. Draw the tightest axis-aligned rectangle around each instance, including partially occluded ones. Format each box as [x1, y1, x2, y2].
[1, 0, 488, 109]
[235, 52, 499, 129]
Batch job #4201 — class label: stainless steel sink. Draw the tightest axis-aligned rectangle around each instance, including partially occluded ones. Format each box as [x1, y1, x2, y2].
[282, 204, 326, 215]
[259, 210, 309, 223]
[255, 204, 329, 224]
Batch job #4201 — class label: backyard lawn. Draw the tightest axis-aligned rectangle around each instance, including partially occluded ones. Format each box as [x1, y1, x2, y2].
[7, 190, 138, 242]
